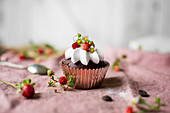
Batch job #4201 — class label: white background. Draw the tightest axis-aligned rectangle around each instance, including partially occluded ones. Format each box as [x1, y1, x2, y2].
[0, 0, 169, 50]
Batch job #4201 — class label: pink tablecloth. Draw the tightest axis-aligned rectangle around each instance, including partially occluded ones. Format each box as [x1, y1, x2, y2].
[0, 47, 170, 113]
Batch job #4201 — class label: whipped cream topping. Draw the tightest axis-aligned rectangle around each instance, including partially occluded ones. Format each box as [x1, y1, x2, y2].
[65, 47, 104, 65]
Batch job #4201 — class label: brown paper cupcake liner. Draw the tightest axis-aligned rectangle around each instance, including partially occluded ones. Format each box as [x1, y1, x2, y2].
[60, 59, 110, 89]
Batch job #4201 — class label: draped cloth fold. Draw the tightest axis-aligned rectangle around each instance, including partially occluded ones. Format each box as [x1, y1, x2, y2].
[0, 47, 170, 113]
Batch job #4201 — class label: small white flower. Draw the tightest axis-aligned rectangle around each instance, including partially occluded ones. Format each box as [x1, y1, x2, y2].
[131, 97, 139, 104]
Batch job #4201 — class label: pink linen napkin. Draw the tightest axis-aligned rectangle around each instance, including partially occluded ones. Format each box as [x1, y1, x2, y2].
[0, 47, 170, 113]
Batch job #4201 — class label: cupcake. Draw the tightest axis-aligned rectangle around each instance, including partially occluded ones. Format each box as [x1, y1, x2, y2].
[60, 33, 109, 89]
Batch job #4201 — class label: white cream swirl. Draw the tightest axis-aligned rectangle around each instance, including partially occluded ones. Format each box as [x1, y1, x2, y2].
[65, 47, 104, 65]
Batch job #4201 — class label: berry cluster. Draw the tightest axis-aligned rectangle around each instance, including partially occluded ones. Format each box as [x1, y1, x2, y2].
[47, 70, 74, 91]
[18, 43, 55, 61]
[72, 33, 95, 53]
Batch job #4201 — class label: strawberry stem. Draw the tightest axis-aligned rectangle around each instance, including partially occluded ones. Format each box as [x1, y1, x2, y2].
[0, 80, 17, 88]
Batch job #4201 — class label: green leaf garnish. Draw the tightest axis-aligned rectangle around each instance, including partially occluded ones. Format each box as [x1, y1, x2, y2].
[31, 83, 35, 86]
[138, 98, 152, 108]
[66, 75, 74, 87]
[154, 97, 160, 104]
[22, 80, 27, 85]
[56, 76, 60, 79]
[60, 84, 64, 87]
[67, 82, 74, 87]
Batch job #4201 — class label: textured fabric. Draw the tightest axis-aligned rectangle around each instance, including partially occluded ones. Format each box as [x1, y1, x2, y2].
[0, 47, 170, 113]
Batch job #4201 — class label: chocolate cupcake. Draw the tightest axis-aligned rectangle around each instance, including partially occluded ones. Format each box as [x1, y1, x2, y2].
[60, 33, 109, 89]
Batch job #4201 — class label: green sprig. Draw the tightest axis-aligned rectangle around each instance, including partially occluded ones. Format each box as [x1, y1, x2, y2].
[111, 58, 120, 69]
[47, 70, 58, 87]
[73, 33, 82, 42]
[47, 70, 75, 91]
[48, 81, 56, 87]
[45, 44, 57, 53]
[136, 97, 165, 113]
[19, 50, 28, 58]
[0, 78, 35, 94]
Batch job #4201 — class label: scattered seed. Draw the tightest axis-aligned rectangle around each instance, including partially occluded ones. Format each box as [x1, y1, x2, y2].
[54, 89, 57, 93]
[102, 95, 113, 102]
[122, 54, 127, 59]
[139, 90, 150, 97]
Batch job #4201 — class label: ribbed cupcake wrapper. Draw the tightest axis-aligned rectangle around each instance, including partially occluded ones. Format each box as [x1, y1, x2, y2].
[60, 60, 110, 89]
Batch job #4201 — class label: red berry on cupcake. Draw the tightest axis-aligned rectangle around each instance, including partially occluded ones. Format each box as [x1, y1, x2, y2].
[89, 41, 95, 47]
[59, 76, 67, 85]
[72, 42, 80, 49]
[81, 42, 90, 51]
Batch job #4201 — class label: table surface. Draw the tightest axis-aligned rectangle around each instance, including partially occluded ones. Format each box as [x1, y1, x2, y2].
[0, 47, 170, 113]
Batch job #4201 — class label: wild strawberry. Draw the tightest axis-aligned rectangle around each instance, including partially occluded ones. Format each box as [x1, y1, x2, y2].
[125, 106, 133, 113]
[38, 48, 44, 54]
[72, 42, 80, 49]
[0, 79, 35, 98]
[21, 84, 35, 98]
[46, 49, 53, 55]
[18, 54, 24, 60]
[114, 66, 119, 72]
[81, 42, 90, 51]
[59, 76, 67, 85]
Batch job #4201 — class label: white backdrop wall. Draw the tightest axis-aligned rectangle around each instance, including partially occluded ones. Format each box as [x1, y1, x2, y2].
[0, 0, 169, 49]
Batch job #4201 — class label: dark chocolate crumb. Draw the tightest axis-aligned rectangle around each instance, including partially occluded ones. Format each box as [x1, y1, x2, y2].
[122, 54, 127, 59]
[102, 95, 113, 102]
[139, 90, 150, 97]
